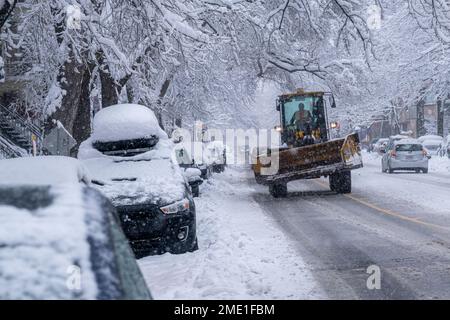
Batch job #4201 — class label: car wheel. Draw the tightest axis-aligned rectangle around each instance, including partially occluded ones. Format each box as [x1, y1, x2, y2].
[422, 168, 428, 174]
[269, 182, 288, 198]
[170, 234, 198, 254]
[330, 171, 351, 194]
[192, 185, 200, 197]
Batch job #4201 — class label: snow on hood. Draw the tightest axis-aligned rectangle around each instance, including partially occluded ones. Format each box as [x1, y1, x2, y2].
[0, 185, 98, 299]
[92, 104, 168, 143]
[79, 139, 186, 206]
[0, 156, 90, 186]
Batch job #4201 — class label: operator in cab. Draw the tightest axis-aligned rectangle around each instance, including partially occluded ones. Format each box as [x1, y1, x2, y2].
[290, 103, 315, 146]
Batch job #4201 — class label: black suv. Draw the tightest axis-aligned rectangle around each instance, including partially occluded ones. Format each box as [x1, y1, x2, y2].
[79, 105, 199, 258]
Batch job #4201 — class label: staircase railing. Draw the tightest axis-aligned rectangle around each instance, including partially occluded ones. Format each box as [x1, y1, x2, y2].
[0, 103, 43, 157]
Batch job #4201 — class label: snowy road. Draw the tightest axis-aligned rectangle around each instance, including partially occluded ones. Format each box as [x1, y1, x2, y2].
[254, 153, 450, 299]
[139, 153, 450, 300]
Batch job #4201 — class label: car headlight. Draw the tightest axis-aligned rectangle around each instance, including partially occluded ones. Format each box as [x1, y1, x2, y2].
[160, 199, 190, 214]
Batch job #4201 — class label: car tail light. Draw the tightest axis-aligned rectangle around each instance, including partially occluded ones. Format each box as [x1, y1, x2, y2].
[422, 149, 428, 156]
[390, 150, 397, 158]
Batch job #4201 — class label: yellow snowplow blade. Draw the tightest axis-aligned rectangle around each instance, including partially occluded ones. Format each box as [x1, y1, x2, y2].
[253, 133, 362, 185]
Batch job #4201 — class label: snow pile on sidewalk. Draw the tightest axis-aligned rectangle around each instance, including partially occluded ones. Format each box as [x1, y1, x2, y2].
[429, 157, 450, 173]
[138, 167, 323, 300]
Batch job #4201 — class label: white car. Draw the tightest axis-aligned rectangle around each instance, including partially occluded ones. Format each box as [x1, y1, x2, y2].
[381, 139, 429, 174]
[422, 139, 442, 156]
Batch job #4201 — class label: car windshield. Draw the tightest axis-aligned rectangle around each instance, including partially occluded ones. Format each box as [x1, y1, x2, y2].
[424, 144, 439, 151]
[396, 144, 422, 152]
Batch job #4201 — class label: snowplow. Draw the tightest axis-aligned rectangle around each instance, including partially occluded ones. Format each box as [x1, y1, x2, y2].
[252, 89, 363, 197]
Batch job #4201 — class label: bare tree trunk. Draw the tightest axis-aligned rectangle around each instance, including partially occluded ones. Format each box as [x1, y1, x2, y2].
[45, 50, 86, 135]
[72, 63, 94, 153]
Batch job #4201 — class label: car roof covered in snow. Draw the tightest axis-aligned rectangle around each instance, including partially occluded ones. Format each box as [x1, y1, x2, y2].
[92, 104, 168, 143]
[0, 184, 116, 299]
[395, 139, 421, 145]
[0, 156, 90, 186]
[418, 135, 443, 142]
[422, 139, 441, 145]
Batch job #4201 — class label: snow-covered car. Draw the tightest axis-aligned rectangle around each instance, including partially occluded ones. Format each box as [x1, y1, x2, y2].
[422, 139, 441, 156]
[381, 139, 428, 174]
[438, 135, 450, 158]
[417, 135, 443, 144]
[0, 156, 152, 299]
[374, 138, 389, 154]
[78, 104, 198, 257]
[205, 140, 227, 173]
[368, 138, 379, 152]
[174, 143, 211, 181]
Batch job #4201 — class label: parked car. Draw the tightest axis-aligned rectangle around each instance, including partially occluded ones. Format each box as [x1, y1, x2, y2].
[368, 138, 379, 152]
[205, 140, 227, 173]
[0, 156, 152, 299]
[174, 143, 211, 181]
[374, 138, 389, 154]
[381, 139, 429, 174]
[418, 135, 443, 144]
[422, 139, 442, 156]
[79, 104, 199, 257]
[438, 135, 450, 158]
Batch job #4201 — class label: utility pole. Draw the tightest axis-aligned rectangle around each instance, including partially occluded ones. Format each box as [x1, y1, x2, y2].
[416, 99, 426, 137]
[437, 98, 444, 137]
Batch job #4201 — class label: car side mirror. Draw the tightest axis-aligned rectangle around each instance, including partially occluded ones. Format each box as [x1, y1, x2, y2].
[331, 96, 337, 109]
[276, 99, 281, 111]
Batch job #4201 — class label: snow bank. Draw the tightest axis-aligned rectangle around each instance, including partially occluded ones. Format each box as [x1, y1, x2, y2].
[0, 185, 98, 299]
[0, 156, 90, 185]
[92, 104, 168, 143]
[139, 167, 324, 299]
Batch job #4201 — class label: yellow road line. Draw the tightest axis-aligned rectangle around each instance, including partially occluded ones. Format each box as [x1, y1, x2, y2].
[313, 180, 450, 232]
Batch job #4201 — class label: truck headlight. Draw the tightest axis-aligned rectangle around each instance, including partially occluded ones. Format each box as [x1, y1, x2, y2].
[160, 199, 190, 214]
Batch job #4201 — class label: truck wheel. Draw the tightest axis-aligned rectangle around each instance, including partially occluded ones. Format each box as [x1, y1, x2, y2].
[269, 183, 288, 198]
[192, 185, 200, 197]
[330, 171, 351, 194]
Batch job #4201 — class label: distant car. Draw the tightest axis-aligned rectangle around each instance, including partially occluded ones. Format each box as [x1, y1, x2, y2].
[0, 156, 152, 299]
[418, 135, 443, 144]
[79, 104, 198, 257]
[438, 135, 450, 158]
[368, 138, 379, 152]
[205, 140, 227, 173]
[374, 138, 389, 154]
[381, 139, 428, 174]
[422, 139, 441, 156]
[174, 143, 211, 181]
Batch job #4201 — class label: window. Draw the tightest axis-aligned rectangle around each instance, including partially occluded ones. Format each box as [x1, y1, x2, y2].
[281, 96, 325, 132]
[396, 144, 423, 152]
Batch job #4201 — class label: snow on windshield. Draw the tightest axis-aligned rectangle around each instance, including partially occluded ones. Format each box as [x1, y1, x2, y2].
[80, 139, 185, 206]
[0, 185, 98, 299]
[0, 156, 89, 186]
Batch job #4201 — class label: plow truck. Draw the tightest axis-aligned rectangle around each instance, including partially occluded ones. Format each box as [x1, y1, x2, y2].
[252, 89, 363, 197]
